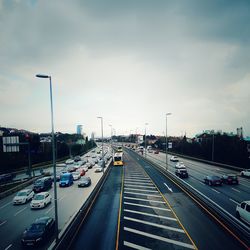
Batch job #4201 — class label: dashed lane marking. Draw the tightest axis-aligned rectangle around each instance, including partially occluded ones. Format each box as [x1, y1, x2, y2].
[124, 191, 162, 198]
[231, 188, 240, 193]
[124, 202, 171, 211]
[14, 207, 27, 216]
[124, 188, 158, 193]
[124, 241, 151, 250]
[124, 216, 184, 233]
[124, 227, 195, 249]
[124, 209, 177, 221]
[124, 197, 165, 204]
[0, 220, 7, 226]
[211, 188, 220, 194]
[229, 199, 240, 205]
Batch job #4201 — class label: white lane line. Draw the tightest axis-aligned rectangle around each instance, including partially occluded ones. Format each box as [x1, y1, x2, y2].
[124, 184, 156, 189]
[199, 182, 206, 186]
[124, 191, 161, 198]
[164, 183, 173, 193]
[0, 201, 12, 210]
[124, 227, 195, 249]
[4, 244, 12, 250]
[124, 197, 165, 204]
[124, 209, 177, 221]
[125, 181, 154, 186]
[126, 176, 150, 180]
[125, 178, 151, 182]
[0, 220, 7, 226]
[211, 188, 220, 194]
[124, 241, 151, 250]
[124, 216, 182, 232]
[229, 199, 240, 205]
[59, 195, 66, 201]
[124, 188, 158, 193]
[14, 207, 27, 216]
[124, 202, 171, 211]
[231, 188, 240, 193]
[45, 206, 54, 214]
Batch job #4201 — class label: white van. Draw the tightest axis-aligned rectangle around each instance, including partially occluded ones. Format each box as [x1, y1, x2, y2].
[236, 201, 250, 225]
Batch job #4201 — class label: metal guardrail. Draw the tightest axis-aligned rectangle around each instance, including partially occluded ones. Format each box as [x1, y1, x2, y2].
[127, 149, 250, 248]
[51, 160, 113, 250]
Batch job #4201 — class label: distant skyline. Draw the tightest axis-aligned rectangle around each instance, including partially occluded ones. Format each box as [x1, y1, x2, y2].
[1, 0, 250, 138]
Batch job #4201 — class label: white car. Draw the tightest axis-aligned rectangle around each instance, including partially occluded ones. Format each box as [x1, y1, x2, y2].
[72, 172, 81, 180]
[65, 159, 74, 165]
[30, 192, 52, 209]
[240, 169, 250, 177]
[13, 189, 34, 205]
[95, 167, 103, 173]
[175, 162, 185, 169]
[236, 201, 250, 225]
[170, 156, 179, 162]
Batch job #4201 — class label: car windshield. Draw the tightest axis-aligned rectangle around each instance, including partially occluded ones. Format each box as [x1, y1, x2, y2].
[34, 180, 42, 185]
[61, 176, 69, 181]
[29, 223, 45, 232]
[17, 191, 28, 196]
[33, 195, 45, 200]
[114, 157, 121, 161]
[212, 176, 220, 180]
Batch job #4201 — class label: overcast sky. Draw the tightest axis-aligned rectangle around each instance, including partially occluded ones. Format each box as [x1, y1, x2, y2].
[0, 0, 250, 138]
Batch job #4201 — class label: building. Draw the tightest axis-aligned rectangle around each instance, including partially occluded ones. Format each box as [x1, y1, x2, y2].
[91, 132, 95, 141]
[76, 125, 83, 135]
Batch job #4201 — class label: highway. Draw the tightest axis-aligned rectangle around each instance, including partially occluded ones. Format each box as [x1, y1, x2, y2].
[70, 150, 247, 250]
[145, 151, 250, 218]
[0, 146, 111, 250]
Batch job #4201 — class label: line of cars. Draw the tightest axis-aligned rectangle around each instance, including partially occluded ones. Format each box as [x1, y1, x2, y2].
[170, 155, 250, 226]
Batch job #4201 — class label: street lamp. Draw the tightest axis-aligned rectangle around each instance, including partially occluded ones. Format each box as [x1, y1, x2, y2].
[145, 123, 148, 157]
[36, 74, 59, 242]
[109, 124, 113, 154]
[97, 116, 104, 172]
[166, 113, 172, 170]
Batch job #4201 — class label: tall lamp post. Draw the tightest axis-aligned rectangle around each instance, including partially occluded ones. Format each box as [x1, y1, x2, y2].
[166, 113, 172, 170]
[144, 123, 148, 157]
[36, 74, 59, 242]
[97, 116, 104, 172]
[109, 124, 113, 153]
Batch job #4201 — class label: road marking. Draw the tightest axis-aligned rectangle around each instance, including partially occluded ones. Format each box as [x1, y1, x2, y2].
[124, 216, 182, 232]
[124, 209, 177, 221]
[124, 241, 151, 250]
[199, 182, 206, 186]
[124, 188, 158, 193]
[125, 181, 154, 186]
[124, 227, 195, 249]
[124, 197, 165, 204]
[0, 220, 7, 226]
[211, 188, 220, 194]
[4, 244, 12, 250]
[14, 207, 27, 216]
[45, 206, 54, 214]
[125, 178, 151, 182]
[124, 202, 171, 211]
[126, 176, 150, 179]
[124, 191, 162, 198]
[59, 195, 66, 201]
[0, 201, 12, 210]
[229, 199, 240, 205]
[164, 183, 173, 193]
[124, 184, 156, 189]
[231, 188, 240, 193]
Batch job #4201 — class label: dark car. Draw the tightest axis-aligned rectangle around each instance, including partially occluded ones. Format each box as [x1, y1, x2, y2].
[0, 173, 15, 184]
[204, 175, 222, 186]
[21, 217, 55, 247]
[33, 177, 53, 193]
[74, 156, 81, 162]
[221, 174, 239, 185]
[78, 177, 91, 187]
[175, 168, 189, 178]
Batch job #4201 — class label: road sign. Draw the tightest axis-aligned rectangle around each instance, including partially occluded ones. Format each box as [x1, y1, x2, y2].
[3, 136, 19, 152]
[168, 142, 172, 149]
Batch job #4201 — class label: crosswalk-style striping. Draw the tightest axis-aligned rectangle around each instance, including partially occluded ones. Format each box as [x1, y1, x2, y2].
[118, 162, 196, 250]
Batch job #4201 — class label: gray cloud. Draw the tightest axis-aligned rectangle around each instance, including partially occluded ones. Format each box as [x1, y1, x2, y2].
[0, 0, 250, 137]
